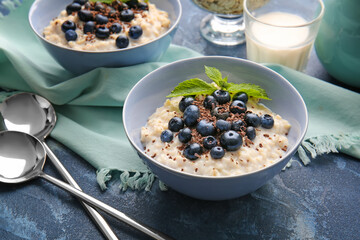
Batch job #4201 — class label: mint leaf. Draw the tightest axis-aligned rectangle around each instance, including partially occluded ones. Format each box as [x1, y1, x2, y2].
[167, 78, 217, 97]
[222, 76, 232, 89]
[205, 66, 222, 86]
[227, 83, 271, 100]
[205, 66, 229, 89]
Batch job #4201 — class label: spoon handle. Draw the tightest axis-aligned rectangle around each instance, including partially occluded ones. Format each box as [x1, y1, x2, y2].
[39, 172, 174, 240]
[43, 143, 118, 240]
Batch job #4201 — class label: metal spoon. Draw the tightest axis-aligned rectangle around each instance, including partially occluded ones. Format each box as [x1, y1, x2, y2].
[0, 93, 118, 240]
[0, 131, 173, 240]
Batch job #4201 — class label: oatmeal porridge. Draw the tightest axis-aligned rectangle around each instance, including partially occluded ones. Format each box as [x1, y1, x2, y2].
[140, 67, 291, 177]
[43, 0, 171, 51]
[141, 96, 291, 176]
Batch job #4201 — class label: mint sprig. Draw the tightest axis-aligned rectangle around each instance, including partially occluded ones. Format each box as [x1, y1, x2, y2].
[167, 66, 271, 100]
[167, 78, 217, 97]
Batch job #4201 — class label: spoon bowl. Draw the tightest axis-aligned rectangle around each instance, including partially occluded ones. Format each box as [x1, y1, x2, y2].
[0, 130, 173, 240]
[0, 92, 118, 239]
[0, 93, 56, 140]
[0, 131, 45, 183]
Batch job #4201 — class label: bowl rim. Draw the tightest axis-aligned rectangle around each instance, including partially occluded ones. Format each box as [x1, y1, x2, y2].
[28, 0, 182, 54]
[123, 56, 309, 180]
[243, 0, 325, 29]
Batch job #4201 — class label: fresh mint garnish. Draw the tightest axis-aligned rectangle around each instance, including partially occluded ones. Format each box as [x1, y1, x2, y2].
[168, 66, 271, 100]
[167, 78, 217, 97]
[227, 82, 270, 100]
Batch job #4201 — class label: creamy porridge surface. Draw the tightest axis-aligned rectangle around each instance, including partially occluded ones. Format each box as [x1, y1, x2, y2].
[43, 2, 170, 51]
[141, 96, 291, 177]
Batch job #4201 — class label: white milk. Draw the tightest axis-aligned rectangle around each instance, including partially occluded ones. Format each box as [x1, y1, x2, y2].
[246, 12, 312, 71]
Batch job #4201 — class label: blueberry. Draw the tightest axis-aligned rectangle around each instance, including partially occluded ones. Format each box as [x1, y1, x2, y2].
[203, 136, 217, 149]
[61, 20, 76, 33]
[78, 10, 94, 22]
[115, 35, 130, 48]
[107, 6, 115, 11]
[109, 23, 122, 33]
[83, 21, 95, 34]
[129, 25, 143, 39]
[231, 120, 245, 131]
[210, 146, 225, 159]
[220, 130, 243, 151]
[261, 114, 274, 129]
[66, 3, 81, 15]
[126, 0, 138, 8]
[65, 30, 78, 41]
[183, 105, 199, 127]
[108, 8, 117, 18]
[160, 130, 173, 142]
[111, 0, 120, 6]
[117, 3, 128, 11]
[212, 90, 230, 104]
[95, 27, 110, 39]
[183, 143, 202, 160]
[216, 119, 231, 132]
[245, 113, 261, 127]
[120, 9, 134, 22]
[246, 126, 256, 140]
[168, 117, 184, 132]
[111, 0, 122, 9]
[178, 128, 192, 143]
[74, 0, 88, 5]
[203, 95, 217, 110]
[84, 2, 91, 9]
[230, 100, 247, 114]
[94, 3, 105, 11]
[211, 106, 229, 120]
[137, 2, 149, 10]
[196, 120, 216, 136]
[179, 97, 194, 112]
[123, 3, 129, 9]
[233, 92, 248, 104]
[95, 14, 108, 24]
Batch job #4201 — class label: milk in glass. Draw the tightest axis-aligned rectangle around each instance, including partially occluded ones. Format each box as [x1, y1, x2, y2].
[246, 12, 312, 71]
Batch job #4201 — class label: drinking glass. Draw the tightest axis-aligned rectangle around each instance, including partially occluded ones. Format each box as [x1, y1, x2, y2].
[244, 0, 324, 71]
[192, 0, 247, 46]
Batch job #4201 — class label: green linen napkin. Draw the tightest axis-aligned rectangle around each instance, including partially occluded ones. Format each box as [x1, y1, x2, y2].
[1, 0, 359, 192]
[265, 64, 360, 166]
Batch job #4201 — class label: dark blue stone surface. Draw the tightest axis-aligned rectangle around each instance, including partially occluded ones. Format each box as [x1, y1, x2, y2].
[0, 1, 359, 239]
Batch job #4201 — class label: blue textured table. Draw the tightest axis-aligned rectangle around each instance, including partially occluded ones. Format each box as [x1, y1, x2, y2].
[1, 1, 359, 239]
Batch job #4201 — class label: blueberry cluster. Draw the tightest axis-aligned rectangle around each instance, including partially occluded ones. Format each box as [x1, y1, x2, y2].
[61, 0, 147, 48]
[160, 91, 275, 160]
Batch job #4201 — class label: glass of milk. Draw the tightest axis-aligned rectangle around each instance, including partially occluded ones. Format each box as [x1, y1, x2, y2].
[244, 0, 324, 71]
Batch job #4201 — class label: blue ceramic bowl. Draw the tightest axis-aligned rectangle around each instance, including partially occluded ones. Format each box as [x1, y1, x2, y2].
[123, 56, 308, 200]
[28, 0, 181, 75]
